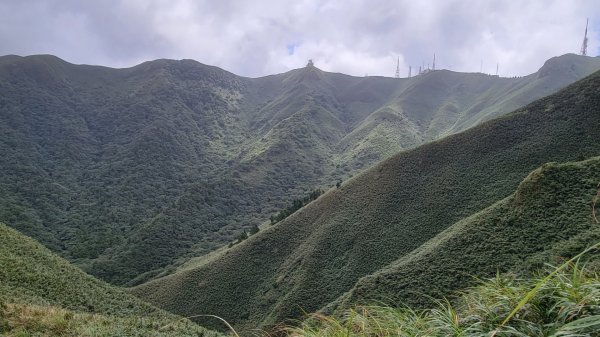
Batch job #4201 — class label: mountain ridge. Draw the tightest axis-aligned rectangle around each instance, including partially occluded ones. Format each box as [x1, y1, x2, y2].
[332, 156, 600, 311]
[1, 53, 599, 285]
[132, 67, 600, 333]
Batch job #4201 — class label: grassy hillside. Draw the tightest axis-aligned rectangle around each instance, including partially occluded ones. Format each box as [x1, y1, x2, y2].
[286, 265, 600, 336]
[448, 53, 600, 133]
[132, 69, 600, 333]
[0, 222, 155, 314]
[334, 157, 600, 310]
[0, 222, 222, 336]
[1, 54, 599, 285]
[0, 303, 220, 337]
[334, 54, 600, 170]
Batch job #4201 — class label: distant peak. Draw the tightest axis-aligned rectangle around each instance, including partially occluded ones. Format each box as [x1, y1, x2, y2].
[281, 60, 324, 84]
[536, 53, 593, 79]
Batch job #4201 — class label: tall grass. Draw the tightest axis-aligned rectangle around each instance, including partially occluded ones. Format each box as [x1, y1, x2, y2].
[284, 263, 600, 336]
[592, 182, 599, 224]
[494, 242, 600, 333]
[0, 302, 225, 337]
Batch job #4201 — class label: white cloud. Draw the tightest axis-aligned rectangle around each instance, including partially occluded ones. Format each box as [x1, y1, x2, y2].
[0, 0, 598, 77]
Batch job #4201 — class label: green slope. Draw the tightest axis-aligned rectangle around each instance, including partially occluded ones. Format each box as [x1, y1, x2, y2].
[449, 53, 600, 133]
[334, 156, 600, 310]
[0, 223, 222, 336]
[288, 265, 600, 336]
[1, 53, 599, 285]
[132, 69, 600, 333]
[334, 54, 600, 170]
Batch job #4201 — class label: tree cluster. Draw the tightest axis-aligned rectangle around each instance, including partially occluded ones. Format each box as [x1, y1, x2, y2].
[270, 188, 324, 225]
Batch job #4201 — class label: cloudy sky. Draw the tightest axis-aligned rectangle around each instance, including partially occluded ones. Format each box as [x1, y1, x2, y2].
[1, 0, 598, 78]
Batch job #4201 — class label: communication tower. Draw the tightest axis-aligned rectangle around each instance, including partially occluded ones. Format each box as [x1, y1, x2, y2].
[581, 18, 589, 56]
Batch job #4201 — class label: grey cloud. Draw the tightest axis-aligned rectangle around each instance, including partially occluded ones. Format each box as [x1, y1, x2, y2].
[0, 0, 598, 77]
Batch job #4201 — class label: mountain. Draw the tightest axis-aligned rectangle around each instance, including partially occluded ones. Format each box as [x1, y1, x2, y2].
[333, 156, 600, 310]
[1, 53, 599, 285]
[0, 222, 223, 336]
[131, 69, 600, 333]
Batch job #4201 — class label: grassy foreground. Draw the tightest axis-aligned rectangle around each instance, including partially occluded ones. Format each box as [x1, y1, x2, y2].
[0, 222, 224, 336]
[283, 264, 600, 336]
[0, 302, 218, 337]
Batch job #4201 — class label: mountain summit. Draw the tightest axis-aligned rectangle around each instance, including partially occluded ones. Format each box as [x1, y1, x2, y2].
[0, 53, 599, 286]
[133, 65, 600, 334]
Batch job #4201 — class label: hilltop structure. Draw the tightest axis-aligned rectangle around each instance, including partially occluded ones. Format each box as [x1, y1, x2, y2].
[581, 18, 588, 56]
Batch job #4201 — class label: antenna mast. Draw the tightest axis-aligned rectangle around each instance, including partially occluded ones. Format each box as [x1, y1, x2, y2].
[395, 56, 400, 78]
[408, 66, 412, 78]
[581, 18, 589, 56]
[432, 53, 436, 71]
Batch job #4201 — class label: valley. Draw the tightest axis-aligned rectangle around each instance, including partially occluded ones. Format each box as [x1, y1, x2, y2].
[1, 53, 600, 336]
[1, 53, 599, 286]
[132, 67, 600, 333]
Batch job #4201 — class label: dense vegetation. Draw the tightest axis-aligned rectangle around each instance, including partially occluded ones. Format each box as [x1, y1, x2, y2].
[335, 157, 600, 310]
[133, 69, 600, 333]
[286, 265, 600, 336]
[270, 188, 324, 225]
[0, 222, 222, 336]
[0, 303, 220, 337]
[1, 53, 598, 285]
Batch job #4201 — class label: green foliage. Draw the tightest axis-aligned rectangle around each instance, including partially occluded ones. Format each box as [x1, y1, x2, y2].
[227, 228, 256, 248]
[270, 188, 324, 225]
[1, 54, 599, 285]
[133, 70, 600, 333]
[238, 231, 249, 242]
[0, 302, 223, 337]
[339, 157, 600, 310]
[0, 223, 155, 316]
[0, 222, 223, 336]
[285, 265, 600, 336]
[250, 224, 260, 235]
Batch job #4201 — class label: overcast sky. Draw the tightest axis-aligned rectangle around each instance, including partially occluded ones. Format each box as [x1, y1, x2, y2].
[1, 0, 598, 78]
